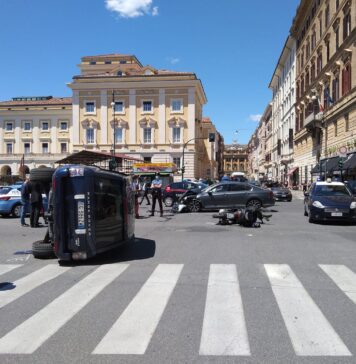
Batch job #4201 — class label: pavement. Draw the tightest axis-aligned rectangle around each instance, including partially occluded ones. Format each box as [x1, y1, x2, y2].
[0, 200, 356, 363]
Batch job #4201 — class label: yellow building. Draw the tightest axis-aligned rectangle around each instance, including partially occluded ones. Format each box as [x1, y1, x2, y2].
[223, 144, 248, 176]
[291, 0, 356, 183]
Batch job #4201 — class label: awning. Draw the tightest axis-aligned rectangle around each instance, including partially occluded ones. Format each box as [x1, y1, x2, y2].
[343, 153, 356, 170]
[287, 166, 298, 176]
[325, 156, 340, 173]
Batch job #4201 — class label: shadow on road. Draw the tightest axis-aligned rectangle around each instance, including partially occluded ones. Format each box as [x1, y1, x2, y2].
[59, 237, 156, 266]
[0, 282, 16, 291]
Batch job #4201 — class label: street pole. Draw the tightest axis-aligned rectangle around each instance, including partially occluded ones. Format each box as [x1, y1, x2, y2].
[181, 137, 205, 181]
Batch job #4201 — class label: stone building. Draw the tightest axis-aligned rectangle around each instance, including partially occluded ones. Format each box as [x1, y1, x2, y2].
[223, 143, 248, 176]
[291, 0, 356, 184]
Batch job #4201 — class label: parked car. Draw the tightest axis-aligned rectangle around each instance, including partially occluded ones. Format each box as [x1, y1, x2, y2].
[304, 181, 356, 223]
[0, 185, 23, 217]
[163, 181, 207, 207]
[185, 181, 275, 212]
[271, 186, 292, 201]
[345, 180, 356, 196]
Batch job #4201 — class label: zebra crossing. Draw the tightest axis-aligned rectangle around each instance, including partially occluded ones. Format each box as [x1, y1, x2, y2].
[1, 262, 356, 357]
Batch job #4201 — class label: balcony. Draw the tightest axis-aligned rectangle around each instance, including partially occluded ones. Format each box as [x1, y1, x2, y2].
[304, 111, 323, 131]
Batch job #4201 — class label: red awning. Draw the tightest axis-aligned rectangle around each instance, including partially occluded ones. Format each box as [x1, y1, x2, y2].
[287, 166, 298, 176]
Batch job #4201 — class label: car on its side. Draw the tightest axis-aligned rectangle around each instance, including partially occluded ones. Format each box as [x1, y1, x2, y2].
[271, 186, 292, 201]
[304, 181, 356, 223]
[163, 181, 208, 207]
[0, 185, 23, 217]
[186, 181, 275, 212]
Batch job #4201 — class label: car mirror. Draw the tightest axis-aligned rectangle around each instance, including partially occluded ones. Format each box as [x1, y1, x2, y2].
[208, 191, 212, 196]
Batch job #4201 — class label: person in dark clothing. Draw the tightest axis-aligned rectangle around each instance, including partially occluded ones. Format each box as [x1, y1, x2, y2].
[139, 177, 151, 205]
[30, 182, 42, 227]
[20, 177, 31, 227]
[150, 174, 163, 217]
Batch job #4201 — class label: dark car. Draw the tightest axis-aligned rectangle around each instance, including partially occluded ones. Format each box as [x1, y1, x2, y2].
[345, 180, 356, 196]
[271, 186, 292, 201]
[163, 181, 207, 207]
[188, 181, 275, 212]
[304, 181, 356, 223]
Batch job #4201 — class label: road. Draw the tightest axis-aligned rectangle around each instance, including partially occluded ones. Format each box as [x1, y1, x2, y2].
[1, 195, 356, 363]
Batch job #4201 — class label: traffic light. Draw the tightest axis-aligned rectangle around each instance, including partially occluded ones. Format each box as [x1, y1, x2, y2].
[208, 133, 215, 142]
[338, 158, 344, 170]
[181, 166, 185, 174]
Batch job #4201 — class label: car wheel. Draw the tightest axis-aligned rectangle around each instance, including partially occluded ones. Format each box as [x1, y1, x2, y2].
[164, 196, 174, 207]
[246, 199, 262, 209]
[308, 213, 315, 223]
[11, 204, 22, 218]
[32, 240, 55, 259]
[189, 199, 201, 212]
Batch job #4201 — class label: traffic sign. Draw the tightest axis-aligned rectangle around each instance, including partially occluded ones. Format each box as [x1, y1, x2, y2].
[338, 146, 347, 158]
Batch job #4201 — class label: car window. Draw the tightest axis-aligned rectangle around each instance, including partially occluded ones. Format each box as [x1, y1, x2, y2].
[185, 182, 196, 190]
[315, 185, 351, 196]
[230, 184, 247, 192]
[0, 187, 12, 195]
[171, 182, 183, 189]
[210, 184, 230, 193]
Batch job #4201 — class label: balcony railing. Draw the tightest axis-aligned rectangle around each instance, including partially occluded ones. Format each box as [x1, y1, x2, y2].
[304, 111, 323, 130]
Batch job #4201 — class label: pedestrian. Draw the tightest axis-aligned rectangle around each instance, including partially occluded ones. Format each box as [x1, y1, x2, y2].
[150, 174, 163, 217]
[132, 175, 141, 219]
[221, 174, 230, 181]
[140, 177, 151, 205]
[30, 181, 42, 227]
[20, 177, 31, 227]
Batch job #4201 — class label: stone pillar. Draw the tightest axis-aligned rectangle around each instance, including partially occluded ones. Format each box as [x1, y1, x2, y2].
[129, 89, 136, 144]
[14, 117, 20, 154]
[100, 90, 108, 145]
[32, 118, 40, 154]
[72, 90, 80, 145]
[51, 120, 57, 153]
[159, 89, 165, 144]
[188, 88, 195, 141]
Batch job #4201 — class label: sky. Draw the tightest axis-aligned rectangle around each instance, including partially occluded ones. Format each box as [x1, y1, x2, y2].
[0, 0, 300, 144]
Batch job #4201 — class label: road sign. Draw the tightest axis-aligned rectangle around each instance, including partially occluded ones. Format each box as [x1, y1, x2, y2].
[338, 146, 347, 158]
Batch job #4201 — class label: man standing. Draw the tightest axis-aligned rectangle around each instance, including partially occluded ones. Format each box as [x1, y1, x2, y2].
[30, 181, 42, 227]
[20, 177, 31, 227]
[131, 175, 141, 219]
[139, 177, 151, 205]
[150, 174, 163, 217]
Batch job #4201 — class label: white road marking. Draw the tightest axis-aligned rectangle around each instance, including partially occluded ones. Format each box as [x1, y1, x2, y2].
[0, 264, 22, 277]
[320, 265, 356, 305]
[264, 264, 351, 356]
[0, 264, 129, 354]
[93, 264, 183, 355]
[199, 264, 250, 356]
[0, 265, 70, 309]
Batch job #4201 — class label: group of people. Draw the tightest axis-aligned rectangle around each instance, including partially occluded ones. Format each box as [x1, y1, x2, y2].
[20, 177, 45, 228]
[132, 174, 164, 218]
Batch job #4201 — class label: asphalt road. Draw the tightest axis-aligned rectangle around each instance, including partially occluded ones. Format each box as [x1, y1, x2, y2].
[1, 194, 356, 363]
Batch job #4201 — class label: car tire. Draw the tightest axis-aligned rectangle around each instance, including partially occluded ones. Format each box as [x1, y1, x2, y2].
[189, 199, 201, 212]
[11, 204, 22, 218]
[164, 196, 174, 207]
[32, 240, 55, 259]
[246, 199, 262, 209]
[308, 214, 315, 223]
[30, 167, 56, 184]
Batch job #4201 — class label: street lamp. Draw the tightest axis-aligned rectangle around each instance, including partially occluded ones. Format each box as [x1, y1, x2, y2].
[110, 90, 117, 171]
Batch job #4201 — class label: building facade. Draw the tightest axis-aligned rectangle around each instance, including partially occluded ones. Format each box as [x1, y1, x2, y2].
[291, 0, 356, 184]
[0, 53, 221, 180]
[223, 143, 248, 176]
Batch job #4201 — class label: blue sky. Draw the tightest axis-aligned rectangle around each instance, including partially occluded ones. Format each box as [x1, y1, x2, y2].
[0, 0, 300, 144]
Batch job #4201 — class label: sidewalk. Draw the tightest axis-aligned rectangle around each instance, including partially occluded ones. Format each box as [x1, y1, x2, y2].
[291, 189, 305, 200]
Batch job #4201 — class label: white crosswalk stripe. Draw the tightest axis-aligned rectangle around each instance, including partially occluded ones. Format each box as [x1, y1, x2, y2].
[0, 264, 129, 354]
[320, 265, 356, 305]
[264, 264, 351, 356]
[0, 264, 70, 309]
[93, 264, 183, 355]
[0, 264, 22, 277]
[199, 264, 250, 356]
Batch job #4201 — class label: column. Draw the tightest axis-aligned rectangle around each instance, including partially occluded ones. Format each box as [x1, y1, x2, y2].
[72, 90, 80, 145]
[188, 88, 195, 141]
[32, 118, 40, 154]
[158, 89, 165, 144]
[14, 117, 21, 154]
[51, 120, 57, 154]
[129, 89, 136, 144]
[100, 90, 108, 145]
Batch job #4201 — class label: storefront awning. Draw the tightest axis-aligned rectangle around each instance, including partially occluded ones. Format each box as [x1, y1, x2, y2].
[287, 166, 298, 176]
[325, 156, 340, 173]
[343, 153, 356, 170]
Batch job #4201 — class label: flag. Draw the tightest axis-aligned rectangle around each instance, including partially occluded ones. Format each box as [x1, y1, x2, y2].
[316, 95, 324, 112]
[325, 87, 334, 105]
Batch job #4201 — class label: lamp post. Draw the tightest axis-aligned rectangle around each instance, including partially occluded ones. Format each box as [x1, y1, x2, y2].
[110, 90, 116, 170]
[181, 137, 208, 181]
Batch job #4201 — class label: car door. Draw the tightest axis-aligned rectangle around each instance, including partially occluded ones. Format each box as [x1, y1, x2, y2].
[205, 184, 230, 209]
[228, 183, 251, 207]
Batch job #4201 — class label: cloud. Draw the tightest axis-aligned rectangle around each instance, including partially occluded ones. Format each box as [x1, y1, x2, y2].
[249, 114, 262, 122]
[167, 57, 180, 65]
[105, 0, 158, 18]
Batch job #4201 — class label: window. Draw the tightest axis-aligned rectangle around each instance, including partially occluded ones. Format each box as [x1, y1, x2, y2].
[311, 30, 316, 50]
[42, 122, 49, 131]
[85, 101, 95, 114]
[311, 62, 316, 82]
[326, 40, 330, 62]
[342, 63, 351, 96]
[24, 122, 31, 131]
[343, 10, 351, 40]
[24, 143, 31, 154]
[324, 85, 331, 110]
[60, 121, 68, 131]
[143, 156, 151, 163]
[335, 27, 339, 49]
[142, 101, 152, 113]
[172, 127, 181, 143]
[86, 128, 95, 144]
[171, 99, 182, 112]
[143, 127, 152, 143]
[114, 101, 124, 113]
[60, 143, 67, 153]
[6, 143, 13, 154]
[317, 53, 322, 74]
[334, 120, 338, 137]
[5, 122, 13, 131]
[332, 74, 340, 102]
[345, 113, 349, 132]
[336, 0, 339, 9]
[42, 143, 49, 154]
[173, 157, 181, 169]
[325, 5, 330, 27]
[319, 15, 323, 38]
[115, 128, 123, 143]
